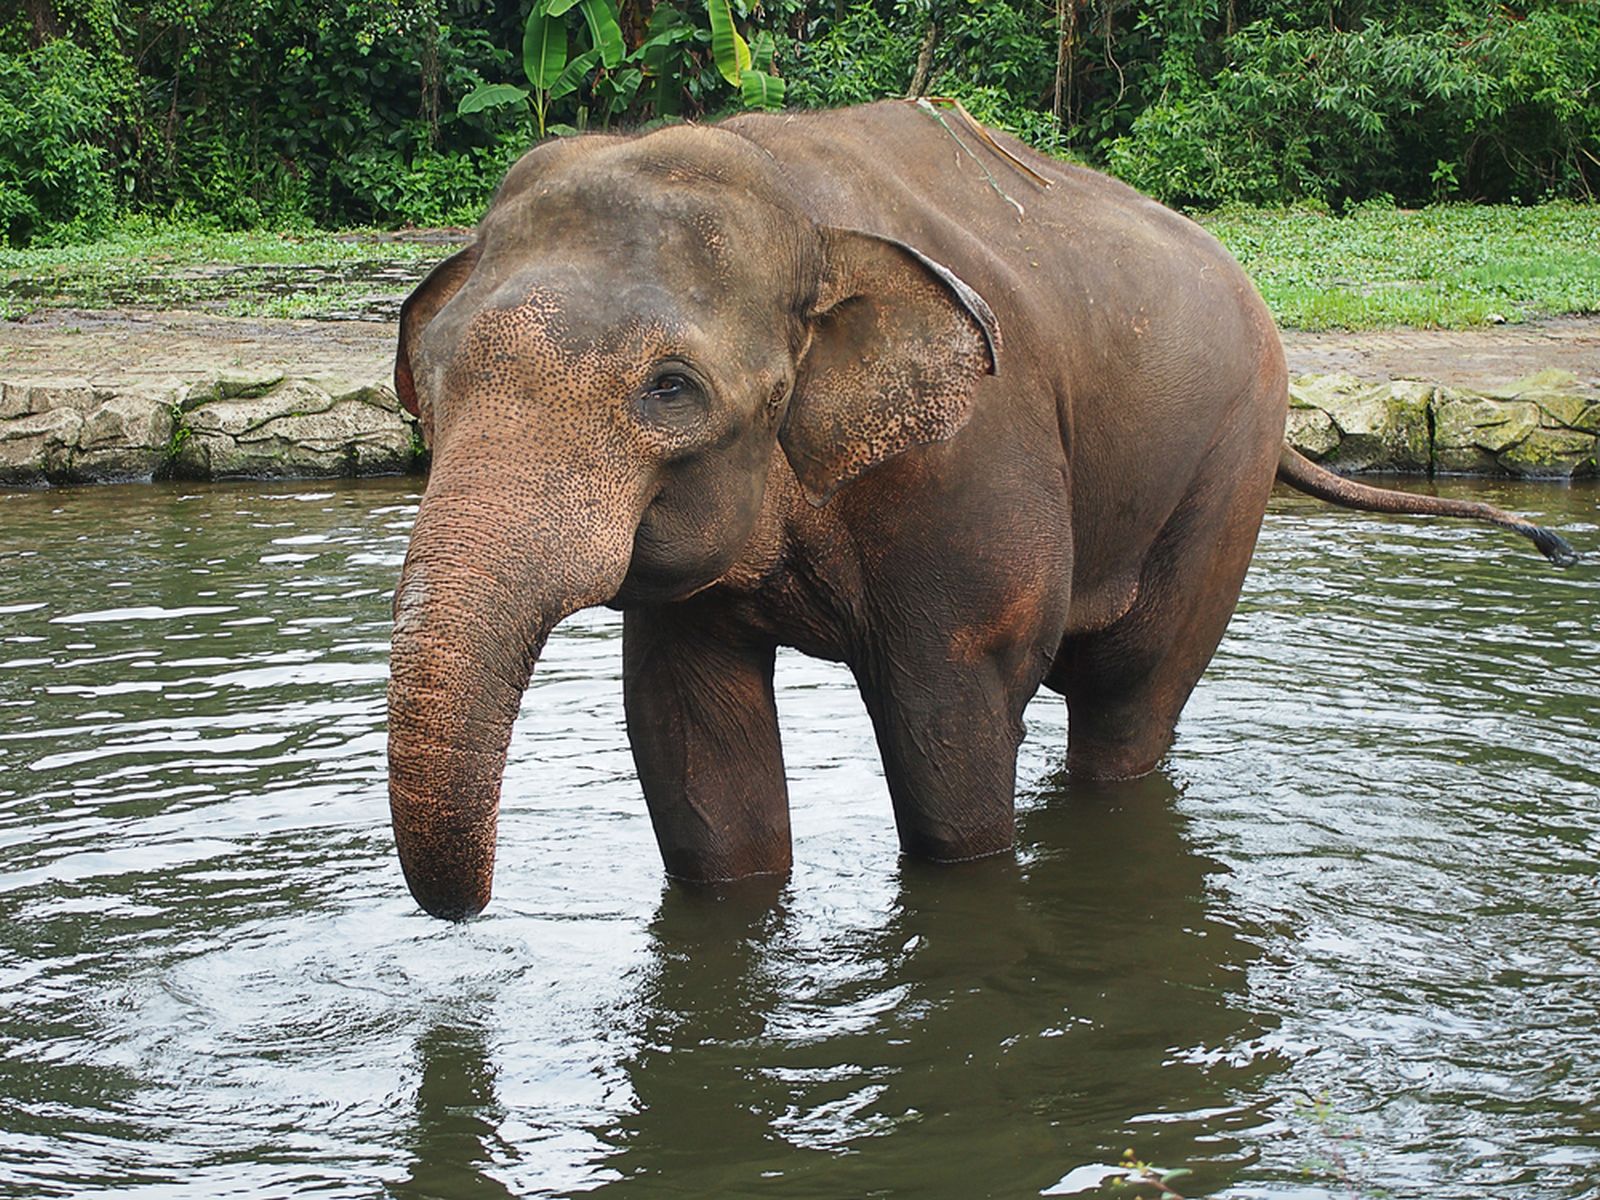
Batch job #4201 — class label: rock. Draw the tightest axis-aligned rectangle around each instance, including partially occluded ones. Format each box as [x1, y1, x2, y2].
[0, 407, 83, 485]
[1482, 367, 1585, 410]
[1285, 403, 1340, 459]
[329, 382, 403, 412]
[1496, 426, 1598, 478]
[174, 378, 414, 479]
[1, 373, 422, 487]
[0, 380, 97, 419]
[181, 369, 286, 409]
[1289, 374, 1431, 472]
[1433, 390, 1540, 473]
[70, 389, 178, 482]
[13, 359, 1588, 487]
[1432, 371, 1598, 478]
[0, 382, 31, 420]
[24, 382, 97, 414]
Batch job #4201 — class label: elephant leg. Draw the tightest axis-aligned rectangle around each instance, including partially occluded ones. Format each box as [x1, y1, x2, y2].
[855, 646, 1036, 863]
[1054, 439, 1278, 780]
[623, 606, 792, 881]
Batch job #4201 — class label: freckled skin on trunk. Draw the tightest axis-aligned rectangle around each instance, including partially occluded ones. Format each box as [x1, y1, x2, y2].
[388, 611, 535, 920]
[385, 102, 1574, 920]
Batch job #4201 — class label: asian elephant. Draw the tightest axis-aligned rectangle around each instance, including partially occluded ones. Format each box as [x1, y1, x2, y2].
[388, 100, 1574, 920]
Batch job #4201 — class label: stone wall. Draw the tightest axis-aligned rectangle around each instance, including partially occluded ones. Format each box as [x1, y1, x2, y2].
[1289, 369, 1598, 477]
[3, 367, 1595, 488]
[0, 371, 422, 487]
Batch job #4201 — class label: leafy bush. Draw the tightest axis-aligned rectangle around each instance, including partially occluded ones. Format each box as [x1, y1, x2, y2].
[0, 39, 117, 244]
[1106, 3, 1600, 206]
[0, 0, 1595, 241]
[333, 133, 524, 226]
[782, 4, 914, 107]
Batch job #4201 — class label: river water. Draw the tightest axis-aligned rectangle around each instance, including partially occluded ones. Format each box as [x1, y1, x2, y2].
[1, 476, 1596, 1199]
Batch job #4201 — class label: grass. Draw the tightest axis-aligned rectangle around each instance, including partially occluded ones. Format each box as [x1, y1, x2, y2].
[1198, 201, 1600, 330]
[3, 203, 1598, 330]
[0, 218, 457, 323]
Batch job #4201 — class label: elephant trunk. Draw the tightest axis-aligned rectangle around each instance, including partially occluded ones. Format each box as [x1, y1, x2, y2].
[387, 471, 636, 920]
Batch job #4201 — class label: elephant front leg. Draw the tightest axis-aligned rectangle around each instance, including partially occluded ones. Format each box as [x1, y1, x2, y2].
[623, 607, 791, 882]
[855, 648, 1031, 863]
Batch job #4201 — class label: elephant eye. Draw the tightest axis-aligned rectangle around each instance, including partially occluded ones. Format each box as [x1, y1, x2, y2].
[639, 370, 706, 426]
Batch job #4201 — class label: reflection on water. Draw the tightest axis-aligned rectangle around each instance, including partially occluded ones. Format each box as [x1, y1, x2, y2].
[390, 1022, 517, 1200]
[0, 476, 1597, 1199]
[600, 774, 1267, 1198]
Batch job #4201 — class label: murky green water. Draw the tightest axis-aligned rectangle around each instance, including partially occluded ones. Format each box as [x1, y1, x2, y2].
[1, 476, 1596, 1199]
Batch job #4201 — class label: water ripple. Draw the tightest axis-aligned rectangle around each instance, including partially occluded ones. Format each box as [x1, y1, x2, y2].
[0, 476, 1595, 1199]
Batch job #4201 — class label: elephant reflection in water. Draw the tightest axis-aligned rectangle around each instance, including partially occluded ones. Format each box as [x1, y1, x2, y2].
[387, 1023, 518, 1200]
[589, 772, 1279, 1197]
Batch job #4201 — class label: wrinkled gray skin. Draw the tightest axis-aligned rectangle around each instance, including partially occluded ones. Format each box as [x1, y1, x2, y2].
[389, 101, 1289, 920]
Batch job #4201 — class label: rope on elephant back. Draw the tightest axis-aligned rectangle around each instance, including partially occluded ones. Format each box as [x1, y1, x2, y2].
[910, 96, 1052, 218]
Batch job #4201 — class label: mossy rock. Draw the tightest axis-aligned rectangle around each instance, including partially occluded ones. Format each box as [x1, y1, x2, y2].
[0, 407, 83, 485]
[1286, 404, 1340, 459]
[181, 370, 287, 410]
[176, 379, 411, 478]
[67, 390, 176, 482]
[1496, 426, 1598, 478]
[1434, 391, 1542, 454]
[1290, 374, 1432, 472]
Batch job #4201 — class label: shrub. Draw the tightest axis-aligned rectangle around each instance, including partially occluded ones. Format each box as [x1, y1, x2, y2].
[0, 40, 117, 244]
[3, 1, 1596, 239]
[1105, 4, 1600, 206]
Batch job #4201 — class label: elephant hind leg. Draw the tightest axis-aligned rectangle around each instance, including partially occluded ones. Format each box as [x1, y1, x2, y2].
[1052, 436, 1278, 780]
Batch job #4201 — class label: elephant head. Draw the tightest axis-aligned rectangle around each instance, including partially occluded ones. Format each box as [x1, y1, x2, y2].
[387, 126, 999, 919]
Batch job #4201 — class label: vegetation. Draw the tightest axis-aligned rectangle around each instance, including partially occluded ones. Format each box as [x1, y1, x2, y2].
[0, 221, 448, 320]
[1199, 201, 1600, 329]
[2, 1, 1596, 245]
[5, 203, 1595, 330]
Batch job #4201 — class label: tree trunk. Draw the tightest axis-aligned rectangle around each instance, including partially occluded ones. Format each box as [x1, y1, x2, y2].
[25, 0, 61, 47]
[907, 20, 941, 98]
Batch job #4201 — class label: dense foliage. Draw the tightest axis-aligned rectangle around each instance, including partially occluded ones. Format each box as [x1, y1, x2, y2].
[1, 0, 1596, 242]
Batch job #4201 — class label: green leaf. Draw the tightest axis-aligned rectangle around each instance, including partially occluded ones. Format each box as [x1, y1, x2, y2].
[545, 0, 582, 15]
[639, 6, 694, 116]
[579, 0, 626, 70]
[740, 69, 784, 111]
[634, 24, 696, 62]
[750, 29, 776, 74]
[523, 6, 568, 91]
[596, 67, 643, 118]
[706, 0, 750, 88]
[549, 47, 602, 101]
[457, 81, 531, 116]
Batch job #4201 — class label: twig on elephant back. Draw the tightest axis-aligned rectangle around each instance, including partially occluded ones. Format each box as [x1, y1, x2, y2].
[911, 96, 1054, 210]
[916, 96, 1055, 186]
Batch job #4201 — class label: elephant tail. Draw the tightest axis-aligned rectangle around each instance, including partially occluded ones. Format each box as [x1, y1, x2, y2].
[1275, 446, 1579, 566]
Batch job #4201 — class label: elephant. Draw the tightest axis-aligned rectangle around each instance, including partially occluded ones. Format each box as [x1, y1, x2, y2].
[387, 100, 1574, 920]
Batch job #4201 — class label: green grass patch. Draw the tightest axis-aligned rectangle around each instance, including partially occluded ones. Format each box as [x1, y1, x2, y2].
[3, 205, 1597, 331]
[0, 217, 458, 272]
[1199, 201, 1600, 330]
[0, 217, 457, 322]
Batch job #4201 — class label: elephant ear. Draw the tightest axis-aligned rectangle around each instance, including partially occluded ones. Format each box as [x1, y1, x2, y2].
[781, 228, 1000, 506]
[394, 243, 482, 420]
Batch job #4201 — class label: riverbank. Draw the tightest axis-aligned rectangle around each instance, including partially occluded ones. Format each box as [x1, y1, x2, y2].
[2, 308, 1597, 487]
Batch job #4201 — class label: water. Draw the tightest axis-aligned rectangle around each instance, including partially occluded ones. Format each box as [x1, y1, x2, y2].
[1, 476, 1596, 1199]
